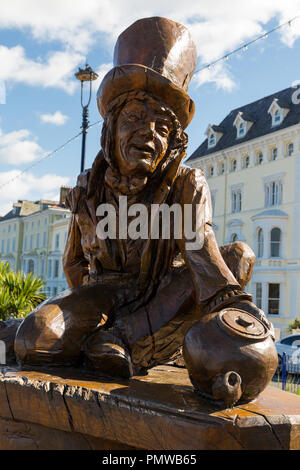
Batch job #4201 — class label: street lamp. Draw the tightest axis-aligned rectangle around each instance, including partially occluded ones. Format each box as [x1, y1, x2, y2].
[75, 64, 98, 173]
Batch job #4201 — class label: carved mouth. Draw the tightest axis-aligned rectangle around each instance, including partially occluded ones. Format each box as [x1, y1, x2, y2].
[131, 144, 155, 154]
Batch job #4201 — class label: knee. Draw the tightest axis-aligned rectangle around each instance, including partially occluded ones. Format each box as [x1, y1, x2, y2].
[219, 242, 255, 289]
[14, 303, 79, 366]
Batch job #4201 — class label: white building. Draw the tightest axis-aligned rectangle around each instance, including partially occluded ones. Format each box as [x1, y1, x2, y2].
[187, 86, 300, 336]
[0, 187, 71, 297]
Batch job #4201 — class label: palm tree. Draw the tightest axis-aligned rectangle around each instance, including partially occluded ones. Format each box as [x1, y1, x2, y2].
[0, 261, 46, 321]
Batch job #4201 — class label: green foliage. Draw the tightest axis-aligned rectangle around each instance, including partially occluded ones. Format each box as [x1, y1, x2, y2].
[288, 317, 300, 333]
[0, 261, 46, 321]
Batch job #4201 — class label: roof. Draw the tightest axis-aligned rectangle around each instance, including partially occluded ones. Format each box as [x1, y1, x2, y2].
[187, 86, 299, 162]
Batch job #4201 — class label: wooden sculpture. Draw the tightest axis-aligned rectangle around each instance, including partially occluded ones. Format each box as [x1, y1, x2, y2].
[14, 17, 277, 407]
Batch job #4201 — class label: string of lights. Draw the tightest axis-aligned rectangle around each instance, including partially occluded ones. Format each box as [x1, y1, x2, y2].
[195, 14, 300, 73]
[0, 14, 299, 194]
[0, 119, 102, 192]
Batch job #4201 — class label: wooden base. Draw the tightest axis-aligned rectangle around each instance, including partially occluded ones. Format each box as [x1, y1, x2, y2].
[0, 365, 299, 450]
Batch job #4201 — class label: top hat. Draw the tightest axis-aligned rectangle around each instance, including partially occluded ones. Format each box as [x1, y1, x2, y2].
[97, 17, 197, 129]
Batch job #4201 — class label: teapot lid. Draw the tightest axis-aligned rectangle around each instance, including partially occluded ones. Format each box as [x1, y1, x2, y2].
[217, 308, 269, 341]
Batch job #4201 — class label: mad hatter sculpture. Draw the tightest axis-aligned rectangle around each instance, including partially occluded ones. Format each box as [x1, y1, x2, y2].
[14, 17, 277, 406]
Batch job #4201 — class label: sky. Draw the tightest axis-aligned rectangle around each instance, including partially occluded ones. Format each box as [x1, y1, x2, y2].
[1, 0, 300, 215]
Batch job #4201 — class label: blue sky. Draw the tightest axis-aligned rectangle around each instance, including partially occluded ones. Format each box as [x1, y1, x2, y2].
[1, 0, 300, 214]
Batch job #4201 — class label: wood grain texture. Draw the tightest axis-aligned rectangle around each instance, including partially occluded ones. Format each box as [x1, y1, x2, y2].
[0, 365, 299, 450]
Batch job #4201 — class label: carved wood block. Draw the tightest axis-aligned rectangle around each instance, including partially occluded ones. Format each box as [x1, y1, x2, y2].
[0, 366, 299, 450]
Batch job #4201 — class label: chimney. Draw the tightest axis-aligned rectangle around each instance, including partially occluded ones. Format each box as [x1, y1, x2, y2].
[59, 186, 72, 206]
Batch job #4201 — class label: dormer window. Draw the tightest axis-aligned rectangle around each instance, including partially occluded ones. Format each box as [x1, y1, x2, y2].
[233, 112, 254, 139]
[274, 109, 281, 123]
[205, 124, 224, 149]
[208, 133, 216, 147]
[238, 122, 245, 137]
[268, 98, 290, 127]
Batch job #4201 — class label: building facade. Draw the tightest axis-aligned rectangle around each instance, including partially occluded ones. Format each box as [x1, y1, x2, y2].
[0, 187, 71, 297]
[187, 86, 300, 336]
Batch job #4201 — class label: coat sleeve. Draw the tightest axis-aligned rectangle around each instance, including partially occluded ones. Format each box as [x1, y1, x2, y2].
[62, 186, 89, 288]
[175, 168, 240, 304]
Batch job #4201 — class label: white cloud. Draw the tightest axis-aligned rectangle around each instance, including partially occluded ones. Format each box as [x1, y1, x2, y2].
[194, 63, 236, 91]
[1, 1, 300, 91]
[40, 111, 69, 126]
[0, 0, 300, 93]
[0, 170, 70, 216]
[0, 128, 44, 165]
[0, 46, 84, 93]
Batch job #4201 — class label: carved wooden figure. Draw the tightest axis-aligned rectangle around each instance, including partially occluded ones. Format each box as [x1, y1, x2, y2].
[14, 17, 277, 407]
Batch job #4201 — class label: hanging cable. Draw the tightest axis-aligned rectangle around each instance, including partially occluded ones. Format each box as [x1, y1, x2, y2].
[195, 14, 300, 74]
[0, 119, 103, 192]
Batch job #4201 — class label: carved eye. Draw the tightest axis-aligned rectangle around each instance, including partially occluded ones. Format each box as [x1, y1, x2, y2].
[127, 113, 139, 122]
[157, 125, 169, 137]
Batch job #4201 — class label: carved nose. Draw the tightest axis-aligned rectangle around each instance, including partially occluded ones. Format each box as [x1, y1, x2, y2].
[212, 371, 242, 407]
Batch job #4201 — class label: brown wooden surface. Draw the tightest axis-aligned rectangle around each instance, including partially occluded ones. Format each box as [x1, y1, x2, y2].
[0, 365, 299, 450]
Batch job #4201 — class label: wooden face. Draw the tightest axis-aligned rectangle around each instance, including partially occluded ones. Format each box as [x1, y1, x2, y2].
[114, 97, 173, 177]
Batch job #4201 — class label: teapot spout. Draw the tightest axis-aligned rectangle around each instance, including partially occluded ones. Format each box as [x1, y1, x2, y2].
[212, 371, 242, 407]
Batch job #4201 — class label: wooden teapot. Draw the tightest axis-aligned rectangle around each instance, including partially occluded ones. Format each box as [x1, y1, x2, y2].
[183, 307, 278, 407]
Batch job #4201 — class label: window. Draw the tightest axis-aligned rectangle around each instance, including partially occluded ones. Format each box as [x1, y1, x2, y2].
[43, 231, 47, 247]
[274, 109, 281, 124]
[24, 236, 27, 250]
[48, 260, 52, 278]
[281, 335, 300, 346]
[231, 189, 242, 213]
[270, 227, 281, 257]
[231, 233, 238, 242]
[53, 287, 58, 296]
[256, 283, 262, 309]
[238, 123, 245, 137]
[208, 133, 216, 147]
[231, 159, 237, 172]
[265, 180, 283, 207]
[1, 240, 4, 252]
[36, 233, 40, 249]
[257, 228, 264, 258]
[28, 259, 34, 274]
[271, 148, 278, 161]
[257, 151, 263, 165]
[12, 238, 16, 252]
[54, 259, 59, 278]
[243, 155, 250, 169]
[30, 234, 33, 250]
[13, 224, 16, 232]
[40, 258, 44, 276]
[287, 143, 294, 157]
[55, 234, 60, 250]
[268, 283, 280, 315]
[219, 162, 225, 175]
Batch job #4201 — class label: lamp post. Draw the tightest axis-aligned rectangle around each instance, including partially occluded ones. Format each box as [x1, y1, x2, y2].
[75, 64, 98, 173]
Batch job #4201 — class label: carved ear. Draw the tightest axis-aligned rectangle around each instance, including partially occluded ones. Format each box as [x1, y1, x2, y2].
[212, 371, 242, 407]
